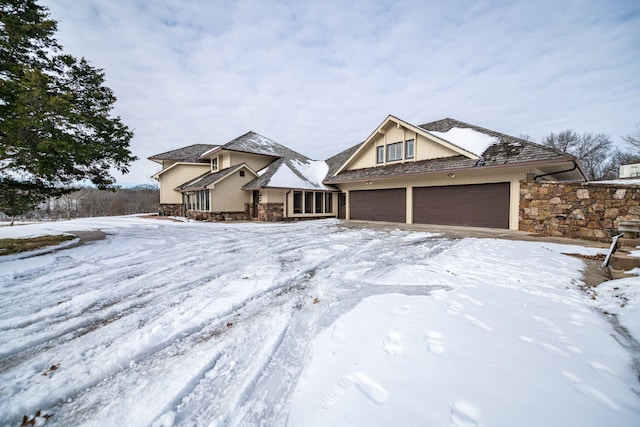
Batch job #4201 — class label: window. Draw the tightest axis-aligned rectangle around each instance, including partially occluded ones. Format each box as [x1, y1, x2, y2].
[305, 192, 314, 213]
[376, 146, 384, 164]
[292, 191, 334, 215]
[315, 193, 324, 213]
[193, 190, 209, 211]
[293, 191, 302, 214]
[211, 157, 218, 171]
[386, 142, 402, 162]
[324, 193, 333, 213]
[239, 170, 245, 177]
[405, 139, 414, 159]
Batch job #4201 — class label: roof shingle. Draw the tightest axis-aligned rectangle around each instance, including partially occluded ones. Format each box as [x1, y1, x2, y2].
[177, 164, 247, 191]
[149, 144, 216, 163]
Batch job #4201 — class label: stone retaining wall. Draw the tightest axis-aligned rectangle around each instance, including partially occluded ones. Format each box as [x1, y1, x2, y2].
[519, 181, 640, 241]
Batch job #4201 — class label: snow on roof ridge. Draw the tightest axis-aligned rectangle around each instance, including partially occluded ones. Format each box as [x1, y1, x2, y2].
[256, 158, 330, 190]
[428, 127, 499, 157]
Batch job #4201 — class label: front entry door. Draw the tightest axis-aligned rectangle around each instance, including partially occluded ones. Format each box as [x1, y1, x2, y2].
[252, 190, 259, 218]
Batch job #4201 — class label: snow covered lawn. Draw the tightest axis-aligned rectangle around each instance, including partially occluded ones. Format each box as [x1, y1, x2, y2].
[0, 216, 638, 426]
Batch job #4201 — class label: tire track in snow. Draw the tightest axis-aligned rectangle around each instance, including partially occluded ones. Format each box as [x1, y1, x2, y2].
[0, 220, 454, 426]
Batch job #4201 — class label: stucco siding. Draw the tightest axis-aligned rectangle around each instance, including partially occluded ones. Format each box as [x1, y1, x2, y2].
[210, 170, 253, 212]
[415, 134, 460, 160]
[260, 189, 286, 204]
[228, 152, 274, 172]
[158, 164, 209, 204]
[347, 125, 460, 170]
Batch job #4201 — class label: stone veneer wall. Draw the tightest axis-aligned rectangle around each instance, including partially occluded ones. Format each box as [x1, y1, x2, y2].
[257, 203, 284, 221]
[158, 203, 182, 216]
[185, 209, 250, 221]
[519, 181, 640, 241]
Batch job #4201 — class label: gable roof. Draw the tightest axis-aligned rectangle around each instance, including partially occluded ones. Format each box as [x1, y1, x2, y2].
[335, 115, 482, 175]
[326, 116, 585, 183]
[177, 163, 255, 192]
[243, 157, 332, 191]
[200, 131, 310, 161]
[149, 144, 216, 163]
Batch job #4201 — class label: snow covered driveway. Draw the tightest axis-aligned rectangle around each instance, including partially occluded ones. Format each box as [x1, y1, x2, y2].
[1, 217, 639, 426]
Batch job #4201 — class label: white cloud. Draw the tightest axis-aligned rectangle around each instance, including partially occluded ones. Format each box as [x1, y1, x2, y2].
[45, 0, 640, 185]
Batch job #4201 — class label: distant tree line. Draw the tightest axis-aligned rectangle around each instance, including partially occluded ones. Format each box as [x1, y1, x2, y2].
[1, 185, 159, 223]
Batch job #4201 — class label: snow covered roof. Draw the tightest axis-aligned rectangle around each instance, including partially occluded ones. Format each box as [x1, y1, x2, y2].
[418, 118, 570, 160]
[154, 131, 332, 192]
[427, 127, 498, 157]
[243, 158, 332, 191]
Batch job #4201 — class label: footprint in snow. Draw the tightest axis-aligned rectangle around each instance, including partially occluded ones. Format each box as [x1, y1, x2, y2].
[381, 330, 403, 356]
[539, 342, 569, 357]
[561, 371, 619, 411]
[520, 336, 575, 357]
[570, 313, 585, 326]
[449, 400, 483, 427]
[424, 330, 445, 354]
[446, 300, 464, 315]
[588, 361, 620, 382]
[464, 315, 492, 331]
[321, 371, 389, 409]
[532, 316, 570, 342]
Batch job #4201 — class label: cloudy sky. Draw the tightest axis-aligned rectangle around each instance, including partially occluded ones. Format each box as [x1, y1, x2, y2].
[45, 0, 640, 186]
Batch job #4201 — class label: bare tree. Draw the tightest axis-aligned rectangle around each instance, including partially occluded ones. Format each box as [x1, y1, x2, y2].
[542, 131, 616, 180]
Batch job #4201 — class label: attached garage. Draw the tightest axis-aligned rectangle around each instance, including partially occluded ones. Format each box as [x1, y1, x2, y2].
[413, 183, 510, 229]
[350, 188, 406, 222]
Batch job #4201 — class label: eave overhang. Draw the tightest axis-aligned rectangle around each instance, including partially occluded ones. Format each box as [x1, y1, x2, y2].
[324, 158, 584, 185]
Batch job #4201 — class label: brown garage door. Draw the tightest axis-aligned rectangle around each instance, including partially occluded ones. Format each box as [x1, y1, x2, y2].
[413, 183, 510, 228]
[350, 188, 406, 222]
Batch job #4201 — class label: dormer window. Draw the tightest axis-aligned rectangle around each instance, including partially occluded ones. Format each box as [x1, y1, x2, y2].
[211, 157, 218, 171]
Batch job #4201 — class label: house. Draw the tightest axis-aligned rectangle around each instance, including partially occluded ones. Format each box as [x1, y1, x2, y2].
[150, 115, 585, 229]
[326, 115, 585, 229]
[149, 131, 337, 221]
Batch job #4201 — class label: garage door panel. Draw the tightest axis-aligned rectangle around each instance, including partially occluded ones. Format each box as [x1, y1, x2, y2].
[351, 189, 406, 222]
[413, 183, 510, 229]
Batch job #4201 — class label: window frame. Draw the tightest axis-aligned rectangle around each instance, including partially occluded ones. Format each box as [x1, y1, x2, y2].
[304, 191, 314, 214]
[315, 192, 324, 213]
[386, 142, 403, 162]
[405, 139, 415, 159]
[293, 191, 302, 214]
[324, 193, 333, 213]
[376, 146, 384, 164]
